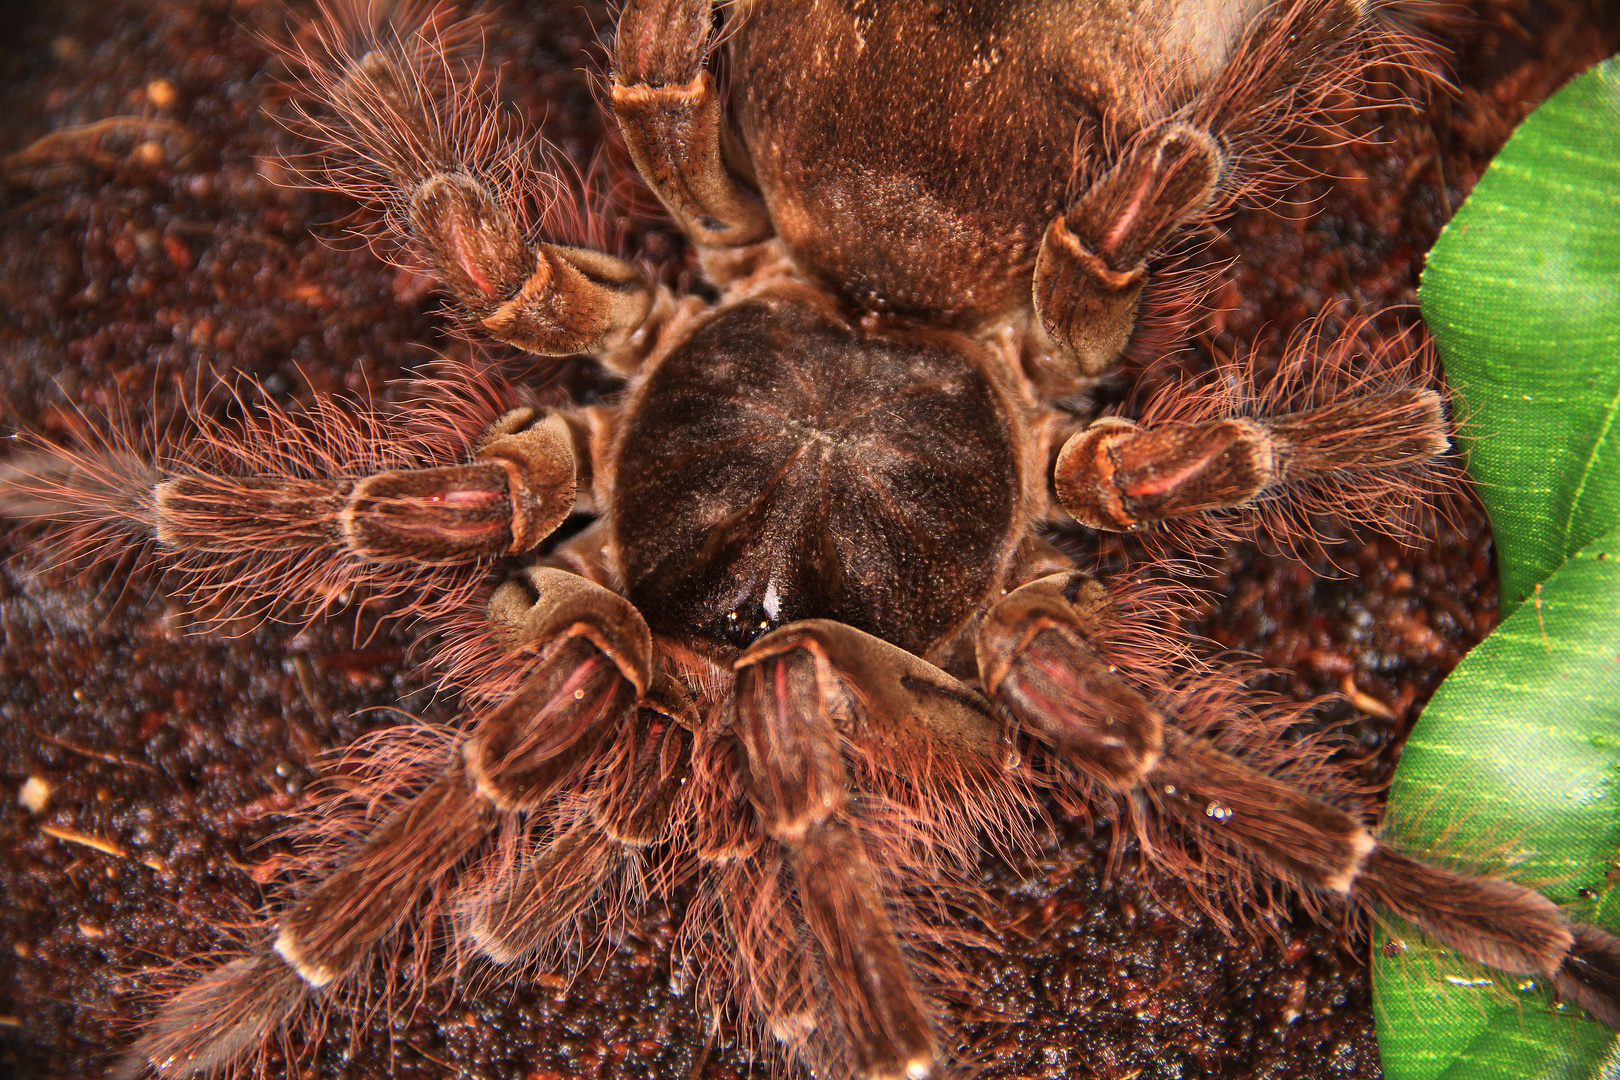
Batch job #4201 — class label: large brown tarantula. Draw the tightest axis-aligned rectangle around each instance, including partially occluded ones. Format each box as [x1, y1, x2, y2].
[3, 1, 1619, 1078]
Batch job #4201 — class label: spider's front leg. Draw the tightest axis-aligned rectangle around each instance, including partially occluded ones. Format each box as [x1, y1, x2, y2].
[978, 572, 1620, 1032]
[122, 568, 654, 1078]
[731, 619, 1022, 1080]
[457, 689, 692, 967]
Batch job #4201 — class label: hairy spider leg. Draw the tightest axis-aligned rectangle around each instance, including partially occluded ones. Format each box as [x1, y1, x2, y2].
[1032, 0, 1383, 383]
[285, 3, 655, 358]
[1034, 122, 1224, 378]
[0, 398, 581, 629]
[460, 675, 695, 965]
[120, 568, 652, 1078]
[612, 0, 774, 251]
[980, 571, 1620, 1027]
[1054, 318, 1460, 560]
[1054, 368, 1449, 533]
[734, 619, 1029, 1080]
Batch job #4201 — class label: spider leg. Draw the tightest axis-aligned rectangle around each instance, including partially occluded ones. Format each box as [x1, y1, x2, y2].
[461, 676, 695, 965]
[975, 573, 1166, 787]
[270, 760, 497, 988]
[268, 570, 649, 998]
[464, 569, 653, 808]
[1032, 0, 1375, 382]
[111, 955, 306, 1080]
[684, 725, 818, 1048]
[122, 568, 650, 1077]
[290, 6, 654, 357]
[980, 571, 1620, 1030]
[199, 408, 578, 564]
[1033, 121, 1223, 378]
[1555, 924, 1620, 1029]
[1, 403, 584, 625]
[612, 0, 773, 251]
[463, 821, 624, 967]
[1053, 382, 1448, 532]
[733, 619, 1014, 1080]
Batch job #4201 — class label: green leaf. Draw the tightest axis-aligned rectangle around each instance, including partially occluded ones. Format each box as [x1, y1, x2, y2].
[1419, 56, 1620, 619]
[1378, 55, 1620, 1080]
[1373, 526, 1620, 1080]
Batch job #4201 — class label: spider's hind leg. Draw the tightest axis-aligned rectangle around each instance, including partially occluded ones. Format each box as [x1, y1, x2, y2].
[1033, 0, 1379, 383]
[287, 5, 654, 360]
[1034, 121, 1224, 379]
[735, 615, 1036, 1080]
[733, 625, 941, 1080]
[611, 0, 773, 251]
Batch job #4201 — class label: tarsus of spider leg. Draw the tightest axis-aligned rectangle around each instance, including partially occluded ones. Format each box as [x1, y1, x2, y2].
[115, 955, 305, 1080]
[0, 374, 577, 631]
[278, 2, 652, 357]
[117, 757, 493, 1080]
[984, 572, 1620, 1030]
[1555, 924, 1620, 1029]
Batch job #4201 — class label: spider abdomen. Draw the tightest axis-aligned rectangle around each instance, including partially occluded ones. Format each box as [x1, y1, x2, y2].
[612, 291, 1027, 654]
[727, 0, 1267, 327]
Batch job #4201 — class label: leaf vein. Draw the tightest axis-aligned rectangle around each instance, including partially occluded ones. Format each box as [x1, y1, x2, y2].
[1560, 366, 1620, 557]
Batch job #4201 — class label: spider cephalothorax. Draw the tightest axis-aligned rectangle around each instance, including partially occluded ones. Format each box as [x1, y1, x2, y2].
[4, 2, 1620, 1079]
[612, 287, 1034, 655]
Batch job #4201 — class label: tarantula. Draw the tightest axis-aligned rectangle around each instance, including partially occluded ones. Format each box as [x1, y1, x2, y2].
[3, 0, 1618, 1078]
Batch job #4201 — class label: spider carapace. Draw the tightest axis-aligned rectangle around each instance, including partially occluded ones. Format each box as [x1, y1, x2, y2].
[4, 1, 1619, 1079]
[615, 292, 1027, 656]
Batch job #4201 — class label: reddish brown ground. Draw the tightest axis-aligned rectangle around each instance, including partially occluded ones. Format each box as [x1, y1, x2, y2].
[1, 2, 1617, 1078]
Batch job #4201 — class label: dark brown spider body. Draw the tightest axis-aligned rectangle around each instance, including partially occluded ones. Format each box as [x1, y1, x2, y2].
[613, 288, 1033, 654]
[6, 2, 1620, 1079]
[726, 0, 1258, 328]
